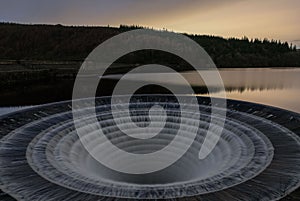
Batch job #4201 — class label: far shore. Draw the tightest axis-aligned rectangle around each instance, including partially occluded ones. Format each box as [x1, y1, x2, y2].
[1, 60, 299, 92]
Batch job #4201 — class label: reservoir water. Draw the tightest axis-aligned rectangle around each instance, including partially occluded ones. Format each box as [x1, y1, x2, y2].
[105, 67, 300, 113]
[211, 68, 300, 113]
[0, 67, 300, 114]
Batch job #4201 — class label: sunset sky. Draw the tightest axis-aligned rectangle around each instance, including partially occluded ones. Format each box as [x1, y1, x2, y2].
[1, 0, 299, 47]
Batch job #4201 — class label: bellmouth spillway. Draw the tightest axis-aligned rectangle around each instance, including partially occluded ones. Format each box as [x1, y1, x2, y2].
[0, 95, 300, 201]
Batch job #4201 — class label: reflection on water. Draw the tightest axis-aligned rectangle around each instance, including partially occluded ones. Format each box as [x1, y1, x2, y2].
[213, 68, 300, 91]
[107, 68, 300, 113]
[212, 68, 300, 113]
[0, 68, 299, 113]
[213, 88, 300, 113]
[108, 68, 300, 90]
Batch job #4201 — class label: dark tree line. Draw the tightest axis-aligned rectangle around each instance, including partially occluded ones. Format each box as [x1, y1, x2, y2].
[0, 22, 299, 67]
[189, 35, 299, 67]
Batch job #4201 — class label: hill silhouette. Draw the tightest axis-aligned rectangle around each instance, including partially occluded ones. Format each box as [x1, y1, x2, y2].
[0, 22, 299, 67]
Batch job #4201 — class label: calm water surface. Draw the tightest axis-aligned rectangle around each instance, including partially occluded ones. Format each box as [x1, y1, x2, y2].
[107, 67, 300, 113]
[211, 68, 300, 113]
[1, 68, 299, 114]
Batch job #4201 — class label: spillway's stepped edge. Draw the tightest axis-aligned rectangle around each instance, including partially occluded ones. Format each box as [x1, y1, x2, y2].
[0, 95, 300, 201]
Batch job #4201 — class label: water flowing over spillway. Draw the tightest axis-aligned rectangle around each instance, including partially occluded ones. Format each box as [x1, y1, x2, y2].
[1, 95, 300, 200]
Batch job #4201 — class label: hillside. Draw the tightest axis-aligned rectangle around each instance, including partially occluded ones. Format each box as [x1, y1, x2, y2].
[0, 23, 299, 67]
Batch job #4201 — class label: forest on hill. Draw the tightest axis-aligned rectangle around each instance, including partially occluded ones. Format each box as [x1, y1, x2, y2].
[0, 22, 299, 67]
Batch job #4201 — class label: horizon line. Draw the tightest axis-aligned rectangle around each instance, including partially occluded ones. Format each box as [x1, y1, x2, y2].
[1, 21, 299, 47]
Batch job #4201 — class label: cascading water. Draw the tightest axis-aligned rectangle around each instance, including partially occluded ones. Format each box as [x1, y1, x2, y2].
[1, 95, 300, 200]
